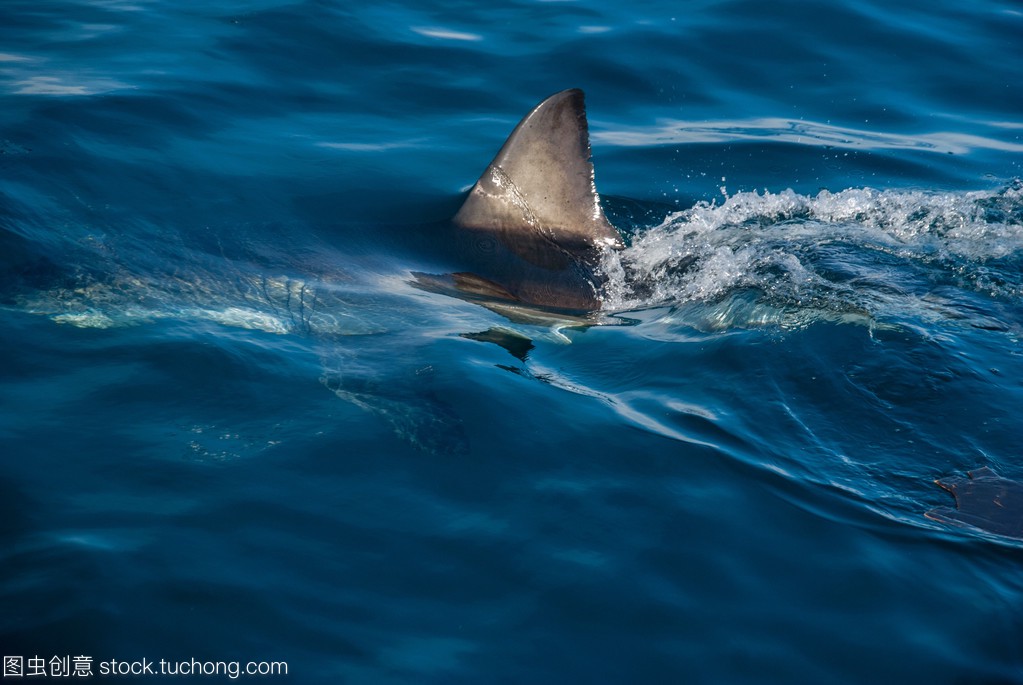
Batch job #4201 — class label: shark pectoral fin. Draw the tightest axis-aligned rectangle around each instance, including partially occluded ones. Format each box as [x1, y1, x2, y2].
[461, 327, 535, 361]
[453, 89, 623, 256]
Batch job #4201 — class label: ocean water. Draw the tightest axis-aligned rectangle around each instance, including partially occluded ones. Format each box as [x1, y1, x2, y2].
[2, 0, 1022, 682]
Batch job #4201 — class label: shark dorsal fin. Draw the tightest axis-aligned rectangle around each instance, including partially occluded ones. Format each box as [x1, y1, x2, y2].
[453, 89, 622, 254]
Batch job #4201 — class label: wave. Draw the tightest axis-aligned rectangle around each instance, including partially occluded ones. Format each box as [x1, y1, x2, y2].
[599, 181, 1023, 332]
[593, 117, 1023, 155]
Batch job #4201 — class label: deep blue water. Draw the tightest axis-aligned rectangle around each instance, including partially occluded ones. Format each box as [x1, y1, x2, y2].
[2, 0, 1023, 682]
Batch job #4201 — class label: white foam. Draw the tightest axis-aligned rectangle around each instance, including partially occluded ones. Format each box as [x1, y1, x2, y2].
[410, 26, 483, 42]
[600, 183, 1023, 329]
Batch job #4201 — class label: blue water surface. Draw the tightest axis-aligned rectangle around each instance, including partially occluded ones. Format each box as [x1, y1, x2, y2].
[2, 0, 1022, 682]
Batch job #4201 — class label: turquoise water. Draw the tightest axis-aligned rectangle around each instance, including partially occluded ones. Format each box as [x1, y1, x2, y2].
[2, 0, 1022, 682]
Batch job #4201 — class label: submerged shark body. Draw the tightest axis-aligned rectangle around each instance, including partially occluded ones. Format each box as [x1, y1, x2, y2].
[8, 87, 1023, 514]
[413, 89, 623, 318]
[2, 90, 626, 455]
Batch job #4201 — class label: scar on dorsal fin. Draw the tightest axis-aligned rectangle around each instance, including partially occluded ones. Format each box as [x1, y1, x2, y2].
[453, 89, 623, 254]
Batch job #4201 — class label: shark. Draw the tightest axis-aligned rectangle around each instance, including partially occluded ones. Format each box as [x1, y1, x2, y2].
[412, 88, 625, 322]
[8, 88, 1022, 509]
[426, 90, 1023, 537]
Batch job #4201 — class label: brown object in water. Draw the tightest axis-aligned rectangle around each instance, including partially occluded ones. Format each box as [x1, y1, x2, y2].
[926, 467, 1023, 540]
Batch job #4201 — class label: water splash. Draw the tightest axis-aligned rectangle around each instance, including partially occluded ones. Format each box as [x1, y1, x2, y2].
[600, 182, 1023, 331]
